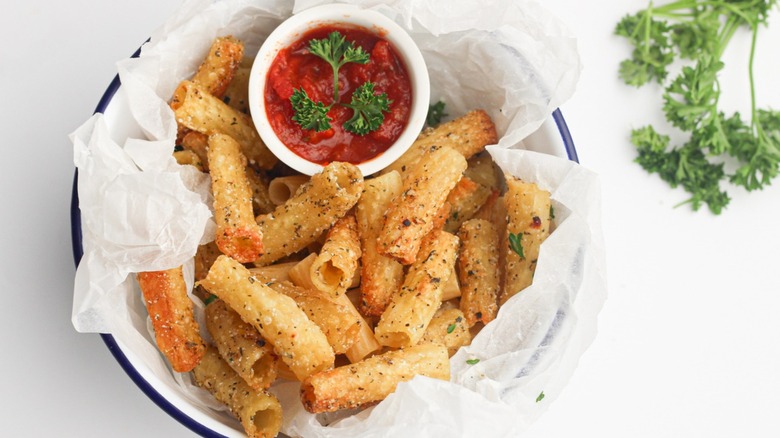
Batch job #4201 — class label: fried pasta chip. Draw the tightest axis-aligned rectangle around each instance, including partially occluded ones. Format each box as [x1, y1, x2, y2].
[193, 347, 282, 438]
[137, 267, 206, 372]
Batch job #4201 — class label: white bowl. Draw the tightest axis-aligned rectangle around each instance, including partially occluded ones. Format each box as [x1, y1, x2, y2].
[248, 4, 430, 176]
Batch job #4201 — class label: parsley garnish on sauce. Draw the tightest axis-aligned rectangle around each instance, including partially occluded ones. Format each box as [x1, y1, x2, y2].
[466, 358, 480, 365]
[290, 31, 391, 135]
[536, 391, 545, 403]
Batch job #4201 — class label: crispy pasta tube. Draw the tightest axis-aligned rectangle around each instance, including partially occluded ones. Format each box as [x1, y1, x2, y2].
[443, 176, 492, 233]
[375, 229, 460, 348]
[310, 215, 361, 298]
[136, 267, 205, 372]
[440, 273, 461, 301]
[260, 279, 361, 355]
[384, 109, 498, 175]
[198, 255, 335, 380]
[170, 36, 244, 107]
[355, 170, 404, 316]
[208, 133, 264, 263]
[191, 36, 244, 97]
[284, 263, 374, 361]
[499, 178, 552, 305]
[473, 194, 507, 296]
[286, 254, 361, 293]
[248, 260, 298, 283]
[171, 36, 244, 146]
[194, 241, 222, 282]
[173, 80, 277, 169]
[245, 166, 275, 216]
[286, 253, 319, 291]
[464, 152, 501, 190]
[192, 347, 282, 438]
[268, 175, 309, 205]
[173, 149, 204, 170]
[378, 146, 467, 265]
[253, 162, 364, 266]
[300, 344, 450, 413]
[420, 308, 472, 356]
[335, 293, 382, 363]
[205, 299, 278, 390]
[179, 131, 210, 171]
[430, 201, 452, 231]
[222, 66, 251, 114]
[458, 219, 500, 326]
[472, 192, 502, 224]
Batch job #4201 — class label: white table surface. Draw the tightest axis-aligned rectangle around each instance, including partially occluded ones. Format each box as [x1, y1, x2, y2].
[3, 0, 779, 436]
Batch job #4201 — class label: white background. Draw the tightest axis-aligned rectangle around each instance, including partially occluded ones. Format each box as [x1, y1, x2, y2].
[2, 0, 779, 436]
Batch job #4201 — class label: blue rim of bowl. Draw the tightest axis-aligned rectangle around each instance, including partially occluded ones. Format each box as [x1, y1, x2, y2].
[69, 45, 579, 438]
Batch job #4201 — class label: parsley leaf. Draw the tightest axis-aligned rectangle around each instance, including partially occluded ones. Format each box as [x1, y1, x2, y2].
[670, 15, 719, 60]
[632, 125, 730, 214]
[729, 109, 780, 191]
[466, 358, 480, 365]
[289, 31, 390, 136]
[290, 89, 331, 131]
[426, 101, 447, 126]
[446, 323, 456, 334]
[343, 82, 391, 135]
[662, 54, 723, 132]
[615, 11, 674, 86]
[309, 31, 370, 70]
[508, 232, 525, 259]
[536, 391, 545, 403]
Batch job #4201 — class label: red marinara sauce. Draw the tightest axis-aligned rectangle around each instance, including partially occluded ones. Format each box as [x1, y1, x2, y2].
[264, 24, 412, 165]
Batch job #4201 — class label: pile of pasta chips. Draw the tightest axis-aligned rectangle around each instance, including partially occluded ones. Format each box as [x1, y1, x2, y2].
[134, 35, 555, 438]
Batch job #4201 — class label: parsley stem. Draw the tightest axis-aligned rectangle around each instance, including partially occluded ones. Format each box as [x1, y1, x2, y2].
[652, 0, 694, 15]
[332, 63, 340, 105]
[642, 2, 654, 58]
[717, 3, 754, 26]
[748, 22, 758, 134]
[715, 15, 740, 60]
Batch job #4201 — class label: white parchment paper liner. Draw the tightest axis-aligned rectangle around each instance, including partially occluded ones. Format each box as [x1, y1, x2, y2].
[71, 0, 606, 436]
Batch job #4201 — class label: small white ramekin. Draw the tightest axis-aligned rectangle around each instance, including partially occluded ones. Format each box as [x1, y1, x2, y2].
[248, 3, 429, 176]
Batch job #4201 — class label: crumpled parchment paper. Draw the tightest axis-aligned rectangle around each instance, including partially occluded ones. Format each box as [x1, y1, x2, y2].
[71, 0, 606, 436]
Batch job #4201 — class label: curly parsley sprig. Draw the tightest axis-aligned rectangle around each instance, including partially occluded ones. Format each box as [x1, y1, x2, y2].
[290, 89, 331, 131]
[343, 82, 391, 135]
[290, 31, 391, 135]
[616, 0, 780, 214]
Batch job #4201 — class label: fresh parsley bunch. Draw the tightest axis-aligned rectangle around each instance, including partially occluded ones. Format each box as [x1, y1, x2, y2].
[616, 0, 780, 214]
[290, 31, 391, 136]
